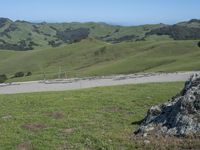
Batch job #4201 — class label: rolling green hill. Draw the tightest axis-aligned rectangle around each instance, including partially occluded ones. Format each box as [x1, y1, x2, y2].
[1, 18, 200, 51]
[0, 38, 200, 82]
[0, 18, 165, 50]
[0, 18, 200, 82]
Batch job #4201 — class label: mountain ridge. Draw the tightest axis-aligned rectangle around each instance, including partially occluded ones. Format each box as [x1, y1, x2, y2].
[0, 18, 200, 51]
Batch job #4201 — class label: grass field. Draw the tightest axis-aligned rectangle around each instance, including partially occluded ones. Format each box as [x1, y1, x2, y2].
[0, 39, 200, 82]
[2, 82, 200, 150]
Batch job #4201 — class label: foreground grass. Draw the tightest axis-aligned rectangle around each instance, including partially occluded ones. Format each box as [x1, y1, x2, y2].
[0, 82, 197, 150]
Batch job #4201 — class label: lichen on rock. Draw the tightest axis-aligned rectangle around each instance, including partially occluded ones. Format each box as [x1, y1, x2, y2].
[135, 73, 200, 136]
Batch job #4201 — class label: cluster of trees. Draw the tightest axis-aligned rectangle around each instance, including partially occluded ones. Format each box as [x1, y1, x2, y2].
[0, 71, 32, 83]
[146, 25, 200, 40]
[105, 35, 137, 43]
[188, 19, 200, 23]
[0, 18, 10, 28]
[56, 28, 90, 44]
[13, 71, 32, 78]
[48, 28, 90, 48]
[0, 24, 17, 39]
[48, 40, 62, 47]
[198, 41, 200, 48]
[0, 22, 39, 51]
[0, 39, 38, 51]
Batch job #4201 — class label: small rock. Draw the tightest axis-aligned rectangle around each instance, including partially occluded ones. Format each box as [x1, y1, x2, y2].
[143, 133, 147, 137]
[144, 140, 150, 144]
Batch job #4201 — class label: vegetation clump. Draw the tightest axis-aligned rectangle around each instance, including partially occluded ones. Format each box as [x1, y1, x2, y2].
[0, 74, 7, 83]
[94, 46, 107, 56]
[26, 72, 32, 76]
[198, 41, 200, 47]
[48, 40, 62, 47]
[0, 39, 38, 51]
[56, 28, 90, 44]
[146, 25, 200, 40]
[14, 72, 25, 78]
[12, 71, 32, 78]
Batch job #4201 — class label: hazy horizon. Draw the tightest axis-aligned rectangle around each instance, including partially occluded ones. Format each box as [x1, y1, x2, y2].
[0, 0, 200, 26]
[1, 17, 200, 27]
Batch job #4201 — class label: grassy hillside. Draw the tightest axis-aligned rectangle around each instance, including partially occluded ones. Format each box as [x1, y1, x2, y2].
[1, 18, 200, 82]
[1, 82, 196, 150]
[0, 39, 200, 82]
[1, 18, 200, 51]
[0, 18, 165, 50]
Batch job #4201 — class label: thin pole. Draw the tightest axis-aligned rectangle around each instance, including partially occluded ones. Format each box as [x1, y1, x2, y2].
[58, 66, 61, 79]
[65, 71, 67, 79]
[43, 71, 46, 81]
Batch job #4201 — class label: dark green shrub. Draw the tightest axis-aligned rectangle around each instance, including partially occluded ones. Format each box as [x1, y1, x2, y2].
[48, 40, 62, 47]
[198, 41, 200, 48]
[57, 28, 90, 43]
[26, 72, 32, 76]
[14, 72, 25, 78]
[0, 74, 7, 83]
[147, 25, 200, 40]
[94, 47, 107, 56]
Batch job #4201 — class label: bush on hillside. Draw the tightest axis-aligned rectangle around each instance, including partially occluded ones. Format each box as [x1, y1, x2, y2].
[0, 74, 7, 83]
[26, 72, 32, 76]
[198, 41, 200, 48]
[48, 40, 62, 47]
[0, 40, 38, 51]
[104, 35, 136, 43]
[94, 46, 107, 56]
[14, 72, 25, 78]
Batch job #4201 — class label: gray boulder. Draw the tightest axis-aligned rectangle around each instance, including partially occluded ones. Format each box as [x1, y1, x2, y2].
[135, 73, 200, 136]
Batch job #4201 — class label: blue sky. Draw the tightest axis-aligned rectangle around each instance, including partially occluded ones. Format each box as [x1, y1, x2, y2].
[0, 0, 199, 25]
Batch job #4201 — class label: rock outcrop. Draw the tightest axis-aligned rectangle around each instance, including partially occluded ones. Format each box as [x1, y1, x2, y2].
[135, 73, 200, 136]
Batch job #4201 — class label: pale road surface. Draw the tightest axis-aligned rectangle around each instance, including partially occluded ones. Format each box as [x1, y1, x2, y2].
[0, 72, 199, 94]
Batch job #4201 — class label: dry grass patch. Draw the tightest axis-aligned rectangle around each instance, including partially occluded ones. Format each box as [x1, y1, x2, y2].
[17, 142, 32, 150]
[45, 111, 65, 119]
[102, 106, 125, 113]
[133, 134, 200, 150]
[21, 123, 47, 132]
[62, 128, 75, 134]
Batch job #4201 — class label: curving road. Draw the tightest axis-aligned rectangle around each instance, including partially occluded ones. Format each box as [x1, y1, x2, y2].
[0, 72, 199, 94]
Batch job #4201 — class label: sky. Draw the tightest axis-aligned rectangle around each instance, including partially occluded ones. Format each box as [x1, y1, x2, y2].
[0, 0, 200, 25]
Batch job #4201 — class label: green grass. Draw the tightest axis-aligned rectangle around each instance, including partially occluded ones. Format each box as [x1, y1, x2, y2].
[1, 39, 200, 82]
[0, 82, 185, 149]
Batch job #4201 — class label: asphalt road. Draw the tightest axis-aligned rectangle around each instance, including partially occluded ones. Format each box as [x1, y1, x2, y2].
[0, 72, 199, 94]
